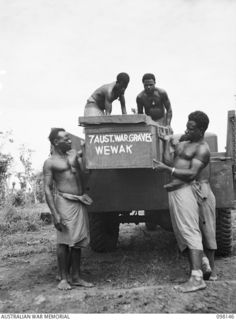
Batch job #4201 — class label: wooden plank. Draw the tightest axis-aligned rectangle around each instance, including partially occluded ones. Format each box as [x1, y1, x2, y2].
[79, 114, 148, 126]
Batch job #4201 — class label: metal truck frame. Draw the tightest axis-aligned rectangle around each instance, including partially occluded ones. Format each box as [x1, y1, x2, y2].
[73, 110, 236, 255]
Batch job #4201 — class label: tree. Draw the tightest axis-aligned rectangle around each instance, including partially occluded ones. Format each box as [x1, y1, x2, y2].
[34, 171, 45, 203]
[0, 131, 14, 206]
[17, 144, 36, 203]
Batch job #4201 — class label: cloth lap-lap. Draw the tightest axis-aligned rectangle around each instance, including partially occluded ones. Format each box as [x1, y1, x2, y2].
[55, 193, 90, 248]
[168, 182, 217, 252]
[168, 184, 203, 252]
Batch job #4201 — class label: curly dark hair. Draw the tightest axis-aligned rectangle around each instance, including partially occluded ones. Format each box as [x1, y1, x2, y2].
[48, 128, 65, 145]
[188, 111, 209, 133]
[142, 73, 156, 83]
[116, 72, 130, 86]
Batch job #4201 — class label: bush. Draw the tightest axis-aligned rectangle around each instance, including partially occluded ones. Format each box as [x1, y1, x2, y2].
[0, 204, 45, 235]
[11, 190, 26, 206]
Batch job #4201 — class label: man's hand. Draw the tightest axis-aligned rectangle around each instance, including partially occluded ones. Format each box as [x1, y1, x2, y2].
[53, 214, 65, 232]
[158, 132, 173, 142]
[166, 125, 173, 135]
[153, 159, 169, 172]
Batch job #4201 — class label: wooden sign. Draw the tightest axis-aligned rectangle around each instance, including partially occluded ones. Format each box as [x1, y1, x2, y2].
[84, 124, 160, 169]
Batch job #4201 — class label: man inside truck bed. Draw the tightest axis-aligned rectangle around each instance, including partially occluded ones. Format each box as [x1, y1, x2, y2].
[84, 72, 130, 116]
[43, 128, 94, 290]
[153, 111, 217, 293]
[135, 73, 172, 129]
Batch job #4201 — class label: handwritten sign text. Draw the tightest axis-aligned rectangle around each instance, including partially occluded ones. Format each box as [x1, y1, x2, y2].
[88, 133, 152, 156]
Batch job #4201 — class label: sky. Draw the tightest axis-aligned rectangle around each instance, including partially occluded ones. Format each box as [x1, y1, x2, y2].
[0, 0, 236, 172]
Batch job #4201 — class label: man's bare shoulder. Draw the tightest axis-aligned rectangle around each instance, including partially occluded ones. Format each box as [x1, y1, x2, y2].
[67, 149, 78, 158]
[198, 140, 210, 154]
[154, 87, 167, 96]
[95, 82, 114, 94]
[176, 140, 188, 148]
[43, 157, 54, 176]
[44, 149, 77, 164]
[195, 140, 211, 164]
[43, 155, 56, 169]
[136, 90, 146, 100]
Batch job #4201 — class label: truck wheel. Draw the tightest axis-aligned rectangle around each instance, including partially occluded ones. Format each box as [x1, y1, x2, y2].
[89, 212, 120, 252]
[145, 211, 157, 230]
[216, 208, 233, 256]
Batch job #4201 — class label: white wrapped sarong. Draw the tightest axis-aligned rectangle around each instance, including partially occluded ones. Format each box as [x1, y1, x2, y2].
[192, 181, 217, 250]
[168, 181, 217, 251]
[55, 193, 91, 248]
[168, 184, 203, 251]
[84, 99, 105, 116]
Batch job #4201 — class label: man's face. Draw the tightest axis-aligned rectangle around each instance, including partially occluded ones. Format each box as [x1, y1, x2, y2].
[143, 79, 155, 95]
[55, 131, 72, 152]
[116, 81, 128, 95]
[184, 120, 203, 142]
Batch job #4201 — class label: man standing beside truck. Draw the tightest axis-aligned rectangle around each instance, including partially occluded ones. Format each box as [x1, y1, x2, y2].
[153, 111, 217, 293]
[84, 72, 130, 116]
[135, 73, 172, 129]
[43, 128, 93, 290]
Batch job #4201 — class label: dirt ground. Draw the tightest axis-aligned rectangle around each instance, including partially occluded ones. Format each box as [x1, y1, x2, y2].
[0, 208, 236, 314]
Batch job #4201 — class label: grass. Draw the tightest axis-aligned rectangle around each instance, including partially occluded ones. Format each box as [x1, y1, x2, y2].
[0, 203, 49, 235]
[0, 203, 56, 260]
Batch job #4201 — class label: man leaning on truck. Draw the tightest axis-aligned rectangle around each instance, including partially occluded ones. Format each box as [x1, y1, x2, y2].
[135, 73, 172, 129]
[43, 128, 94, 290]
[153, 111, 217, 293]
[84, 72, 130, 116]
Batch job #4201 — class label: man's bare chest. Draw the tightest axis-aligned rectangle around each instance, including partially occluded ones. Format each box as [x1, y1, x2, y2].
[176, 142, 199, 161]
[143, 94, 162, 108]
[52, 154, 77, 173]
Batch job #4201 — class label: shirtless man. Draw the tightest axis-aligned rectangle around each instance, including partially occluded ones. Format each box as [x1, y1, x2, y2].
[135, 73, 172, 128]
[153, 111, 217, 292]
[84, 72, 130, 116]
[43, 128, 93, 290]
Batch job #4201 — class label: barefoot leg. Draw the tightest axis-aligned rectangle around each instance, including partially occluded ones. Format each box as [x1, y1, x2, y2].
[56, 244, 62, 281]
[57, 244, 70, 289]
[71, 279, 94, 288]
[204, 249, 216, 279]
[57, 279, 71, 290]
[188, 249, 203, 271]
[174, 274, 206, 293]
[56, 244, 71, 281]
[71, 247, 81, 282]
[70, 247, 94, 288]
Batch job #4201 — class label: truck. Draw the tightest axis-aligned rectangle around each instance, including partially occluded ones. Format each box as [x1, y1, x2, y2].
[70, 110, 236, 256]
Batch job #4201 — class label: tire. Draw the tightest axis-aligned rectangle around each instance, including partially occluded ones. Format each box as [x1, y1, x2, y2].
[145, 210, 157, 231]
[89, 212, 120, 252]
[216, 208, 233, 256]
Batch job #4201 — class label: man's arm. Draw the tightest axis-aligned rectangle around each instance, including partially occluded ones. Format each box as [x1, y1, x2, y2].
[162, 91, 172, 126]
[119, 94, 127, 114]
[160, 135, 176, 166]
[153, 145, 210, 182]
[153, 158, 205, 182]
[77, 145, 87, 173]
[136, 96, 144, 114]
[43, 160, 64, 231]
[104, 96, 112, 115]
